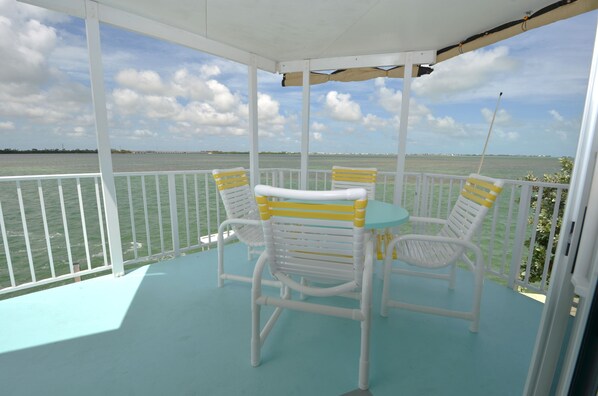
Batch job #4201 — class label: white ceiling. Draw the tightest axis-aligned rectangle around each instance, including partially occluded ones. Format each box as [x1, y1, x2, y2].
[23, 0, 586, 72]
[99, 0, 554, 61]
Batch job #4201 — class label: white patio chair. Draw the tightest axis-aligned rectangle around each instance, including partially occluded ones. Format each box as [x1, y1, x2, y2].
[212, 168, 277, 288]
[331, 166, 390, 259]
[380, 174, 504, 332]
[252, 185, 374, 391]
[331, 165, 377, 199]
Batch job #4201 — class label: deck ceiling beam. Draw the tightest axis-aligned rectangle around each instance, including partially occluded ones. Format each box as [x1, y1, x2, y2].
[278, 51, 436, 73]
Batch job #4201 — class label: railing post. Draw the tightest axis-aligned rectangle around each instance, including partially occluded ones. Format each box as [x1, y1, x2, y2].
[168, 173, 180, 256]
[419, 174, 430, 218]
[279, 170, 285, 188]
[508, 183, 532, 289]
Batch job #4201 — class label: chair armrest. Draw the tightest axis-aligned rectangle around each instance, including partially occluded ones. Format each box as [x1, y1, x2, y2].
[389, 234, 483, 268]
[394, 234, 480, 254]
[217, 218, 261, 243]
[408, 216, 447, 226]
[219, 218, 260, 229]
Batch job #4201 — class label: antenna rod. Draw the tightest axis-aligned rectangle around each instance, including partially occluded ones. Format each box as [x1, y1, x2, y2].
[477, 92, 503, 174]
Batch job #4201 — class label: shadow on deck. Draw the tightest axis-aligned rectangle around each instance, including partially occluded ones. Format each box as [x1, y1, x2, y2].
[0, 243, 543, 395]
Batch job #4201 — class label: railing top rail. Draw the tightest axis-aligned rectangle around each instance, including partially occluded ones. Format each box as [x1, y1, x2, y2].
[0, 169, 569, 190]
[114, 170, 214, 177]
[0, 173, 102, 182]
[394, 172, 568, 189]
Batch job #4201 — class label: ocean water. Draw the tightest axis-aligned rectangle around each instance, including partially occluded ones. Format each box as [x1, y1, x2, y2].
[0, 153, 563, 178]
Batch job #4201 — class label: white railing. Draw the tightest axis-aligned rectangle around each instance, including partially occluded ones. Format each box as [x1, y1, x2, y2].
[0, 169, 567, 296]
[0, 173, 110, 294]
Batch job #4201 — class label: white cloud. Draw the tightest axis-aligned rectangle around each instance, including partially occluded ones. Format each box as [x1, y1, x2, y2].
[376, 84, 402, 114]
[362, 114, 388, 131]
[110, 66, 290, 139]
[112, 88, 141, 114]
[130, 129, 158, 139]
[0, 121, 15, 129]
[495, 129, 520, 141]
[65, 125, 88, 138]
[412, 46, 517, 101]
[312, 132, 323, 141]
[549, 110, 564, 122]
[115, 69, 165, 95]
[0, 1, 93, 141]
[324, 91, 362, 122]
[206, 79, 239, 112]
[544, 110, 579, 142]
[144, 95, 182, 118]
[257, 93, 286, 134]
[425, 114, 468, 137]
[481, 108, 511, 124]
[171, 68, 216, 102]
[311, 121, 326, 132]
[200, 64, 221, 78]
[0, 16, 56, 85]
[375, 80, 431, 125]
[177, 102, 238, 126]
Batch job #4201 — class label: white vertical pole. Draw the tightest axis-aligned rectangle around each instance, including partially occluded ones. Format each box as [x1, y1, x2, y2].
[300, 60, 311, 190]
[85, 0, 124, 276]
[525, 17, 598, 396]
[167, 174, 180, 255]
[248, 55, 260, 189]
[393, 55, 413, 206]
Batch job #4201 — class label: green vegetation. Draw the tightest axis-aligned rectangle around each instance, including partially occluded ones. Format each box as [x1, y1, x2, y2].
[521, 157, 573, 284]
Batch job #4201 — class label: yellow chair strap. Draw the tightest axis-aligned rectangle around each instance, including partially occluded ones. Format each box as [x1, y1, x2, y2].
[332, 168, 377, 183]
[213, 170, 249, 191]
[461, 177, 503, 208]
[256, 196, 367, 227]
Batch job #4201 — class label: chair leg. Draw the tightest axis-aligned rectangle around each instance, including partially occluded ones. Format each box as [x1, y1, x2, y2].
[359, 246, 373, 390]
[380, 247, 395, 317]
[469, 262, 485, 333]
[251, 298, 261, 367]
[217, 228, 225, 288]
[359, 313, 371, 390]
[449, 262, 457, 290]
[251, 253, 269, 367]
[299, 277, 308, 300]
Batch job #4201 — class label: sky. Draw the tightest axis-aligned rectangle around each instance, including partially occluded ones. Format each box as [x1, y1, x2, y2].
[0, 0, 597, 156]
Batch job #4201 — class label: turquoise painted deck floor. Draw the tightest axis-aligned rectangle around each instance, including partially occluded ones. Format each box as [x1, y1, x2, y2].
[0, 244, 543, 395]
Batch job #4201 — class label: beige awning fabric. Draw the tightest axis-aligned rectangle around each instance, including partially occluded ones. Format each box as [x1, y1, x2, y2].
[282, 0, 598, 86]
[282, 65, 433, 87]
[436, 0, 598, 63]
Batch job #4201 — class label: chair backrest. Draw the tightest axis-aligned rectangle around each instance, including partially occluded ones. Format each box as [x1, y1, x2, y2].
[440, 174, 504, 242]
[212, 167, 262, 244]
[331, 166, 377, 200]
[255, 185, 368, 292]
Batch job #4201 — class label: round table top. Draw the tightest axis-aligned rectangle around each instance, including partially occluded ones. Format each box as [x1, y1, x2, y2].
[365, 200, 409, 230]
[287, 198, 409, 230]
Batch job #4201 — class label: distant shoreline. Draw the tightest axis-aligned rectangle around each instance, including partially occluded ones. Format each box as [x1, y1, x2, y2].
[0, 149, 561, 158]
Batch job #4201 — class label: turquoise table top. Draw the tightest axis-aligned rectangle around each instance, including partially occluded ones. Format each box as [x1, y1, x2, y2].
[364, 200, 409, 230]
[290, 199, 409, 230]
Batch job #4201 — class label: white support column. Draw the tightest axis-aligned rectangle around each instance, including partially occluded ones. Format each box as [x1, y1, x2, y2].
[300, 60, 311, 190]
[525, 17, 598, 396]
[248, 55, 260, 189]
[85, 0, 124, 276]
[393, 54, 413, 206]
